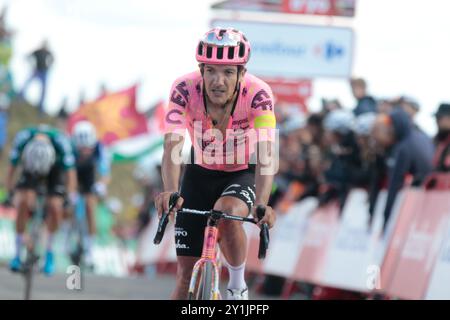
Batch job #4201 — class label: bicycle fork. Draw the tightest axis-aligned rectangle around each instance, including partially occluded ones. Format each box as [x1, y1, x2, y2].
[188, 225, 221, 300]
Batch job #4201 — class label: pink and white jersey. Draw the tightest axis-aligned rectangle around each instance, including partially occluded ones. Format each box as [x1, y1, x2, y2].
[164, 70, 276, 172]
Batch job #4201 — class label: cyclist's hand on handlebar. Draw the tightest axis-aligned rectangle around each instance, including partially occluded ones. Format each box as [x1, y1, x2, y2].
[155, 191, 184, 219]
[68, 192, 80, 208]
[252, 205, 276, 229]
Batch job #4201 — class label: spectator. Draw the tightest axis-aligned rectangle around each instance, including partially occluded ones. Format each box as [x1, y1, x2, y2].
[350, 78, 377, 116]
[377, 98, 394, 114]
[278, 112, 322, 202]
[56, 97, 69, 132]
[399, 96, 420, 120]
[320, 109, 362, 210]
[432, 103, 450, 172]
[98, 82, 109, 99]
[353, 112, 386, 227]
[20, 40, 54, 114]
[306, 113, 326, 151]
[0, 65, 13, 157]
[372, 108, 434, 231]
[321, 98, 342, 115]
[133, 158, 163, 234]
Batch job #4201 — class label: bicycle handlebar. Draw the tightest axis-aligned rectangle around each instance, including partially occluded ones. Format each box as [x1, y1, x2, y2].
[153, 192, 270, 260]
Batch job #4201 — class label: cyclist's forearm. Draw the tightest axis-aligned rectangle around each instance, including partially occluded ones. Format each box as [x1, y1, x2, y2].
[161, 133, 184, 192]
[5, 165, 16, 194]
[255, 166, 273, 206]
[162, 152, 181, 192]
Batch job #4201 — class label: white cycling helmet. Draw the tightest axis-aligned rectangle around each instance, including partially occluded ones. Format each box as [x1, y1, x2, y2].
[353, 112, 377, 136]
[22, 139, 56, 176]
[73, 120, 97, 148]
[133, 149, 163, 184]
[323, 109, 355, 135]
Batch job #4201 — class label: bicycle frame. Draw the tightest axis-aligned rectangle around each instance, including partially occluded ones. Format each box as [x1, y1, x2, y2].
[153, 192, 270, 300]
[188, 219, 221, 300]
[70, 195, 88, 266]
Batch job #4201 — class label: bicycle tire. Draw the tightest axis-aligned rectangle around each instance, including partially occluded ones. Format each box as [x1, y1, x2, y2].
[200, 261, 214, 300]
[23, 250, 39, 300]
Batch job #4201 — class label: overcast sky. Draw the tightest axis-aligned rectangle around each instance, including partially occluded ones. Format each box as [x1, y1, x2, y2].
[2, 0, 449, 135]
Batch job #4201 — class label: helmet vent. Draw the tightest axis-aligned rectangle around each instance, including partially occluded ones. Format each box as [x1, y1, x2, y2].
[238, 43, 245, 58]
[206, 46, 213, 59]
[228, 46, 235, 59]
[217, 47, 223, 59]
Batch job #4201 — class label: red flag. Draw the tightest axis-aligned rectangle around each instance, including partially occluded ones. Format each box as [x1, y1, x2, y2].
[67, 85, 148, 145]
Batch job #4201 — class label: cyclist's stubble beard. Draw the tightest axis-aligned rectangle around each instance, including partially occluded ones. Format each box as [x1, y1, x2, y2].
[202, 65, 244, 109]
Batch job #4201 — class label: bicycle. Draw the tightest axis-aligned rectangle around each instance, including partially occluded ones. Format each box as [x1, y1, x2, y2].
[68, 194, 88, 269]
[153, 192, 270, 300]
[19, 183, 47, 300]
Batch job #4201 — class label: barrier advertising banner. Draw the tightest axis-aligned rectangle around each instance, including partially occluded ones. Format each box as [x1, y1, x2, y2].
[386, 190, 450, 299]
[321, 190, 403, 293]
[262, 198, 318, 277]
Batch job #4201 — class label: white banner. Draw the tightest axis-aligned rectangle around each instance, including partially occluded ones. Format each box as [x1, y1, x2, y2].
[263, 198, 318, 277]
[211, 19, 354, 78]
[321, 189, 404, 292]
[425, 216, 450, 300]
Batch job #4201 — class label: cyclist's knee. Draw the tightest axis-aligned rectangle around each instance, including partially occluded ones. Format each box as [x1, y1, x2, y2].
[47, 196, 63, 214]
[16, 190, 35, 212]
[214, 197, 248, 217]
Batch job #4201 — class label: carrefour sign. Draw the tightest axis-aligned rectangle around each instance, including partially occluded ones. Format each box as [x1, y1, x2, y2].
[211, 19, 354, 78]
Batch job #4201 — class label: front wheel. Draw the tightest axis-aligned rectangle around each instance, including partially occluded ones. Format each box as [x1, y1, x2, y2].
[200, 261, 214, 300]
[188, 261, 215, 300]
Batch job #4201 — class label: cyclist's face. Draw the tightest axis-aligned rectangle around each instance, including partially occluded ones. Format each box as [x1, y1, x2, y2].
[203, 64, 240, 105]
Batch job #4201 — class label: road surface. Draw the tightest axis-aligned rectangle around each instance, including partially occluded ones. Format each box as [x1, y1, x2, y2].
[0, 266, 283, 300]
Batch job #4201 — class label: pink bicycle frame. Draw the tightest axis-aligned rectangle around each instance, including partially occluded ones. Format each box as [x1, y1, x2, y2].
[187, 224, 222, 300]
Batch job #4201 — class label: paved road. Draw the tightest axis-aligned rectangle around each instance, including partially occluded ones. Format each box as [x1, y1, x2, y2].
[0, 266, 281, 300]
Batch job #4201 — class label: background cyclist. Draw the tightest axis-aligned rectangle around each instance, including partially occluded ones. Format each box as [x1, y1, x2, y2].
[70, 120, 111, 268]
[4, 124, 77, 275]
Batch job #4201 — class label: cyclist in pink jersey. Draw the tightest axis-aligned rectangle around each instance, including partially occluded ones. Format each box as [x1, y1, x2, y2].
[155, 28, 277, 300]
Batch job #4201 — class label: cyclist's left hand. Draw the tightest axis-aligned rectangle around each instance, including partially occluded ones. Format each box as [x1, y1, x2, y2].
[252, 205, 276, 229]
[68, 192, 80, 208]
[93, 182, 107, 198]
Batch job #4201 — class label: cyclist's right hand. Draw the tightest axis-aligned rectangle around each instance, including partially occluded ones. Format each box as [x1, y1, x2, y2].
[155, 191, 184, 219]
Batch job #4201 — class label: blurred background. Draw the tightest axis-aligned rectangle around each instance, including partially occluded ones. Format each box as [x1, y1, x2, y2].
[0, 0, 449, 300]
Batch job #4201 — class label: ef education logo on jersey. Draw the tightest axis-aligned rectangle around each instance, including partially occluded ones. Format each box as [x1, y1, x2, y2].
[170, 81, 189, 108]
[251, 89, 273, 111]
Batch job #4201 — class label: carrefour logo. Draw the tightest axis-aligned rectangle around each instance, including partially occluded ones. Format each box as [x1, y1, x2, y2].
[252, 41, 306, 57]
[314, 41, 345, 61]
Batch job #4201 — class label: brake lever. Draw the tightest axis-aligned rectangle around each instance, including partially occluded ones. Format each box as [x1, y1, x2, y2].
[256, 205, 270, 259]
[153, 192, 180, 245]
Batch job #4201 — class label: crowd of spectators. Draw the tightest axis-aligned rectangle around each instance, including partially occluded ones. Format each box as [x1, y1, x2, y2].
[274, 78, 449, 230]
